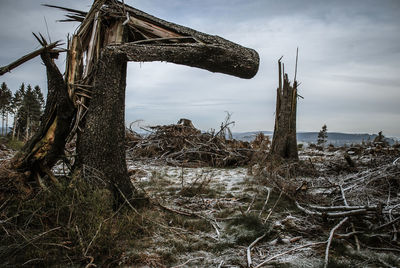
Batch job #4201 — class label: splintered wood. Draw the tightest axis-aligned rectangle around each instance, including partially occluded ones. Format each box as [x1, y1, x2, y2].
[270, 55, 299, 160]
[57, 0, 258, 135]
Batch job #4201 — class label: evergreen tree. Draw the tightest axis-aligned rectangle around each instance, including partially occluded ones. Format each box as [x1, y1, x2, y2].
[11, 83, 25, 139]
[15, 84, 43, 140]
[0, 82, 12, 136]
[32, 85, 44, 132]
[317, 124, 328, 147]
[34, 85, 45, 111]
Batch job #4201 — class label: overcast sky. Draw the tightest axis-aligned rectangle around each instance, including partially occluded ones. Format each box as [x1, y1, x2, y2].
[1, 0, 399, 136]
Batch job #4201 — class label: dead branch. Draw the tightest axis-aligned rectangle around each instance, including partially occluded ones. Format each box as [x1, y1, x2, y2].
[295, 202, 369, 218]
[340, 184, 361, 251]
[0, 41, 60, 76]
[259, 187, 271, 218]
[127, 119, 254, 168]
[247, 233, 267, 267]
[324, 217, 349, 268]
[254, 241, 326, 268]
[334, 231, 363, 239]
[171, 257, 204, 268]
[264, 190, 283, 223]
[374, 216, 400, 231]
[307, 204, 378, 212]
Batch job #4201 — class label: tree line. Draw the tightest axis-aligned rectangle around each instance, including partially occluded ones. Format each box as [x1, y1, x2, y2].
[0, 82, 44, 140]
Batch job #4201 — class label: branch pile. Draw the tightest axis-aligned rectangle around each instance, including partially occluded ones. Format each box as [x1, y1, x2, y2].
[127, 119, 254, 168]
[261, 150, 400, 255]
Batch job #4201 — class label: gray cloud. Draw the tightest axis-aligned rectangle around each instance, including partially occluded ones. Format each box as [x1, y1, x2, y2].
[1, 0, 399, 136]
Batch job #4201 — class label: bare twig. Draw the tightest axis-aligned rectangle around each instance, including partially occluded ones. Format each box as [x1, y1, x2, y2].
[259, 187, 271, 218]
[366, 246, 400, 253]
[246, 194, 257, 214]
[307, 204, 378, 212]
[334, 231, 363, 239]
[340, 185, 360, 251]
[374, 216, 400, 230]
[247, 233, 267, 267]
[84, 222, 103, 256]
[296, 202, 368, 218]
[264, 190, 283, 223]
[114, 184, 140, 215]
[254, 241, 326, 268]
[324, 217, 349, 268]
[171, 257, 204, 268]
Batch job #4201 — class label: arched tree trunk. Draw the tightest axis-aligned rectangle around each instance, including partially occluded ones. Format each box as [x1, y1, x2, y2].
[1, 1, 260, 204]
[75, 49, 137, 203]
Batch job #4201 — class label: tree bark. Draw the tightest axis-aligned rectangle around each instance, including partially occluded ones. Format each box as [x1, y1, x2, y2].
[75, 49, 137, 204]
[113, 42, 259, 79]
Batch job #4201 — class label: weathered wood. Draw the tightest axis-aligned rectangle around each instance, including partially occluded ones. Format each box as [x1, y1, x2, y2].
[270, 57, 299, 160]
[128, 16, 182, 39]
[47, 1, 260, 79]
[83, 11, 101, 79]
[11, 48, 75, 177]
[66, 35, 83, 101]
[104, 21, 124, 45]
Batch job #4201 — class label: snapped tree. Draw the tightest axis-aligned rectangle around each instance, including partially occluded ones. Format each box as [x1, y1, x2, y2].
[270, 52, 300, 160]
[0, 0, 259, 204]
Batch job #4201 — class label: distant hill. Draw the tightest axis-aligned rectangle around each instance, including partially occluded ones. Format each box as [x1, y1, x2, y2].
[232, 131, 398, 146]
[232, 131, 273, 142]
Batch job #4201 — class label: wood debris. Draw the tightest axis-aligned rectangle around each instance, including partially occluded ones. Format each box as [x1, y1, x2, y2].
[127, 119, 255, 168]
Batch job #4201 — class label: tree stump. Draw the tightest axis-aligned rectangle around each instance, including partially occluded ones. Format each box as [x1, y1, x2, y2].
[270, 58, 299, 160]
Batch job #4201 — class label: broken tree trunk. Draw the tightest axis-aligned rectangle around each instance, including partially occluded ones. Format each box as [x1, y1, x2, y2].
[9, 48, 75, 185]
[270, 57, 299, 160]
[75, 49, 138, 204]
[113, 42, 258, 79]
